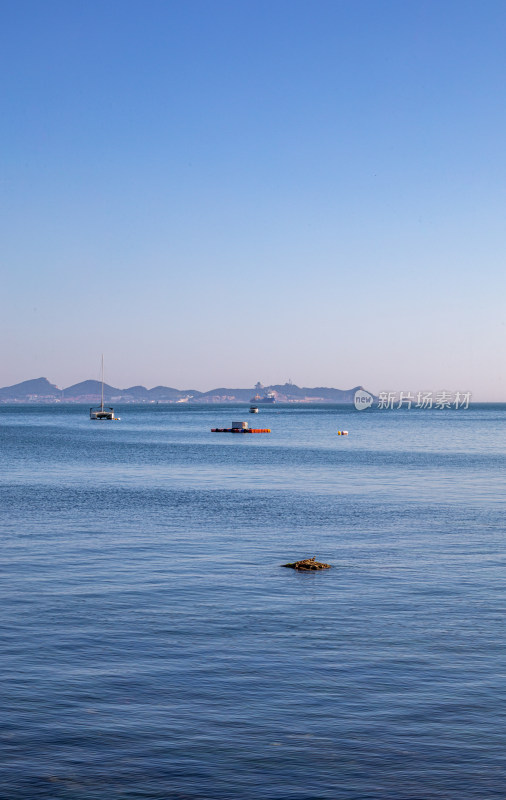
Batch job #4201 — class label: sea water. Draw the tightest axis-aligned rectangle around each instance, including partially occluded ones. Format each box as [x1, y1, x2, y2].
[1, 403, 505, 799]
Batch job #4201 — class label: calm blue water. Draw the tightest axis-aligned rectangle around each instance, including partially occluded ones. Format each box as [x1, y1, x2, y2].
[2, 403, 506, 799]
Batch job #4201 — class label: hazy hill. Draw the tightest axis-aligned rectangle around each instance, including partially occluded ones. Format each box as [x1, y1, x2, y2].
[123, 385, 151, 401]
[0, 377, 60, 399]
[0, 377, 373, 403]
[198, 387, 252, 401]
[269, 383, 365, 402]
[147, 386, 201, 401]
[63, 380, 118, 400]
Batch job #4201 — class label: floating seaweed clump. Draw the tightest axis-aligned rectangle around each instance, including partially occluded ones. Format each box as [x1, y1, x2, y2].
[282, 556, 331, 571]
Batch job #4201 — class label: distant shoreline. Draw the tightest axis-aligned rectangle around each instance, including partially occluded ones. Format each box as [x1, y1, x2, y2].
[0, 378, 370, 405]
[0, 398, 361, 406]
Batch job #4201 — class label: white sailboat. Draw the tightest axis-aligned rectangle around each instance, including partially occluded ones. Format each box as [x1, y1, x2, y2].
[89, 356, 119, 420]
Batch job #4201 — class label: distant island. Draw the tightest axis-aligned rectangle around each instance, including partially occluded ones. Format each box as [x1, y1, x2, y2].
[0, 378, 372, 404]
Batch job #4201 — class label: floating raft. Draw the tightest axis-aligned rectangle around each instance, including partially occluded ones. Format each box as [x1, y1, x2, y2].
[282, 556, 332, 571]
[212, 420, 270, 434]
[211, 427, 270, 433]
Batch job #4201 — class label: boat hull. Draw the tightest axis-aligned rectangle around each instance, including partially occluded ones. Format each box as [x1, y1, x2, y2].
[90, 406, 116, 420]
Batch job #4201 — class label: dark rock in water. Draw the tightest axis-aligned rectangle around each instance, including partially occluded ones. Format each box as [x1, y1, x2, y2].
[282, 556, 331, 571]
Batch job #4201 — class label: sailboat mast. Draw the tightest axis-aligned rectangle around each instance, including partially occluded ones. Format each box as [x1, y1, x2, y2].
[101, 355, 104, 411]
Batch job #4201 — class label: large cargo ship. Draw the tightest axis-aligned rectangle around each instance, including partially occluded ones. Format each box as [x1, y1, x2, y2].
[250, 391, 276, 404]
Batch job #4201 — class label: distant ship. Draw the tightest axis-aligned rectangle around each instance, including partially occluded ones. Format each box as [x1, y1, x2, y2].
[250, 392, 276, 404]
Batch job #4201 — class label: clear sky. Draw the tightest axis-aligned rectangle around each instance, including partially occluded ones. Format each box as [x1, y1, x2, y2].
[1, 0, 505, 398]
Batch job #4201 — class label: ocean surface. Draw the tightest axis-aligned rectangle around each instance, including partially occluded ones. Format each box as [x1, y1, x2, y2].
[1, 403, 506, 800]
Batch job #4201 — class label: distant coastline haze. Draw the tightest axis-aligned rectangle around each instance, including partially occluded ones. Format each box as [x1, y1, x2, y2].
[0, 376, 369, 405]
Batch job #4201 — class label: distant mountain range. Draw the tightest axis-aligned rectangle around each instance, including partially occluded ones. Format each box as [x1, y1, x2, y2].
[0, 377, 371, 404]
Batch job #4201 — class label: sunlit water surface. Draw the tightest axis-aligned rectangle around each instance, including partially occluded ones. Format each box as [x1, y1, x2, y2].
[2, 404, 506, 799]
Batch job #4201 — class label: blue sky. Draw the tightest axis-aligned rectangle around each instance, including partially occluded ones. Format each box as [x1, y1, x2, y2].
[1, 0, 505, 398]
